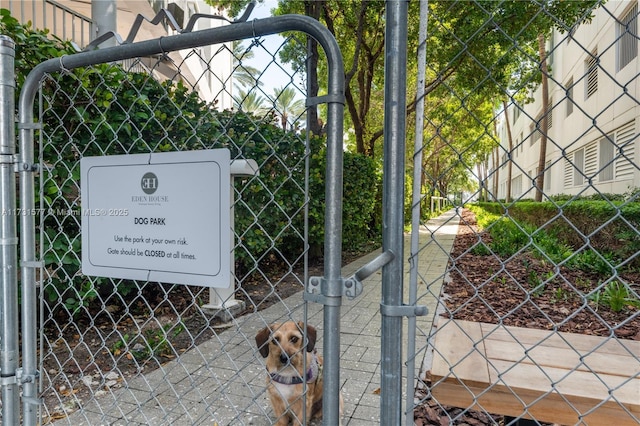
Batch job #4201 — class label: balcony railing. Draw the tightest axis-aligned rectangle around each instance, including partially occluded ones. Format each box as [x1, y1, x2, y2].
[1, 0, 92, 48]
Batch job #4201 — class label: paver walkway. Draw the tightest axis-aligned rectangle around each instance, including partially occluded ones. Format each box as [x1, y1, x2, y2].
[63, 209, 459, 425]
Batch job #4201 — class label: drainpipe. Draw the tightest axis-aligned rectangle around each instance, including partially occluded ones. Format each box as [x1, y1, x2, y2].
[92, 0, 118, 48]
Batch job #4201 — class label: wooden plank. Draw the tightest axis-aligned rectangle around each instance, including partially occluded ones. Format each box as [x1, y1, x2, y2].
[481, 322, 640, 357]
[431, 319, 488, 387]
[488, 359, 640, 409]
[432, 378, 640, 425]
[484, 336, 639, 382]
[429, 320, 640, 425]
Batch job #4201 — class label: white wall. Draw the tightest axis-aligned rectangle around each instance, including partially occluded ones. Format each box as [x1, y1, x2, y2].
[492, 0, 640, 199]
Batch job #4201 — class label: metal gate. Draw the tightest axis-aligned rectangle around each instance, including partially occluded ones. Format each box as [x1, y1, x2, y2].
[0, 6, 347, 425]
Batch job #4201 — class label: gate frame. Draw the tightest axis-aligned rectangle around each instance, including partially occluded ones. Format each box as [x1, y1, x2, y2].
[14, 14, 345, 425]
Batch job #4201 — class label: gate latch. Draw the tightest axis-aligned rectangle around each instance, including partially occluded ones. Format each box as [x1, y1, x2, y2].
[305, 250, 396, 303]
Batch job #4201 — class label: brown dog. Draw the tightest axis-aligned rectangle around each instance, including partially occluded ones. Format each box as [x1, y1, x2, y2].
[255, 321, 342, 425]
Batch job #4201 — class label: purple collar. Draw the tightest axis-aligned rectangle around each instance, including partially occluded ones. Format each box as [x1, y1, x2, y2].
[269, 353, 320, 385]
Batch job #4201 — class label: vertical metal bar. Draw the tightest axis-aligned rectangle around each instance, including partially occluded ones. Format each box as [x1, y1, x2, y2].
[321, 50, 345, 426]
[91, 0, 117, 47]
[406, 1, 429, 424]
[0, 34, 20, 425]
[18, 77, 39, 426]
[381, 0, 409, 424]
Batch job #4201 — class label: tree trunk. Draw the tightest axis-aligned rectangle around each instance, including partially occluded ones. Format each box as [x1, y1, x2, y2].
[491, 118, 500, 200]
[502, 100, 514, 203]
[477, 162, 486, 202]
[535, 33, 549, 202]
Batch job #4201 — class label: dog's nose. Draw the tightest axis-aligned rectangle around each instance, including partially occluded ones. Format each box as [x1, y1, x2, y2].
[279, 353, 289, 365]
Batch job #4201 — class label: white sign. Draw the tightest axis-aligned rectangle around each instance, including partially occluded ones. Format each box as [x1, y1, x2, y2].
[80, 149, 231, 287]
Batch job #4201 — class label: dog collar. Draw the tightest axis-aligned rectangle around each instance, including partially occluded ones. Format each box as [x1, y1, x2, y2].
[269, 353, 320, 385]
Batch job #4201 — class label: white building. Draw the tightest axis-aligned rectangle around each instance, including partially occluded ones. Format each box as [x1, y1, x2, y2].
[492, 0, 639, 200]
[1, 0, 233, 108]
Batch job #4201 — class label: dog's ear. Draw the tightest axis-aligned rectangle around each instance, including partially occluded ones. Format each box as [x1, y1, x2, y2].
[255, 326, 272, 358]
[300, 322, 317, 352]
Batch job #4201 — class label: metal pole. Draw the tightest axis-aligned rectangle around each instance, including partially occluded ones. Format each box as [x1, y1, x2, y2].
[407, 1, 429, 424]
[0, 34, 20, 425]
[321, 36, 346, 426]
[381, 1, 409, 424]
[91, 0, 118, 47]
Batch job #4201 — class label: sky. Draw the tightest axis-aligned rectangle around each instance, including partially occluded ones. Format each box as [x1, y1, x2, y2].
[239, 0, 303, 100]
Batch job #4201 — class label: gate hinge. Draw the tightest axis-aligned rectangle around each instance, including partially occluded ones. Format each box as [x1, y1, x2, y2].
[380, 303, 428, 318]
[14, 156, 39, 173]
[0, 367, 39, 386]
[16, 367, 40, 384]
[304, 276, 344, 306]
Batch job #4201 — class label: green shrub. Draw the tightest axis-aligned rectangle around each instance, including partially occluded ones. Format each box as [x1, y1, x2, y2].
[309, 142, 380, 254]
[486, 217, 532, 258]
[590, 281, 640, 312]
[531, 230, 573, 264]
[473, 200, 640, 271]
[4, 9, 381, 317]
[568, 249, 615, 275]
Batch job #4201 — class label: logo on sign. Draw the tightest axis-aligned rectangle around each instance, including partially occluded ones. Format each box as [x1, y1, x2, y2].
[141, 172, 158, 194]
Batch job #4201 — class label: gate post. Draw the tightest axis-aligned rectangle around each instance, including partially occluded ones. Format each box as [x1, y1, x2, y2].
[381, 1, 410, 424]
[0, 35, 20, 425]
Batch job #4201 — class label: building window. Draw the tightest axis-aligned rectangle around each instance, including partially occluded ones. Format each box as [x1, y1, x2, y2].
[586, 50, 598, 98]
[547, 99, 553, 129]
[615, 121, 636, 180]
[564, 158, 573, 188]
[512, 104, 520, 123]
[512, 175, 522, 197]
[519, 133, 523, 153]
[573, 148, 584, 186]
[617, 4, 638, 71]
[599, 135, 615, 182]
[584, 141, 598, 180]
[531, 113, 543, 145]
[566, 79, 574, 117]
[544, 161, 552, 190]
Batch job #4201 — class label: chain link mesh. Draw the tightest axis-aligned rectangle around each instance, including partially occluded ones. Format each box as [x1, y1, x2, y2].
[20, 1, 640, 425]
[35, 31, 319, 425]
[410, 1, 639, 425]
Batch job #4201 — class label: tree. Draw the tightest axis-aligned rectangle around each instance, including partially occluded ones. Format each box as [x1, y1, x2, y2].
[232, 40, 263, 89]
[233, 87, 268, 115]
[271, 85, 305, 131]
[209, 0, 600, 196]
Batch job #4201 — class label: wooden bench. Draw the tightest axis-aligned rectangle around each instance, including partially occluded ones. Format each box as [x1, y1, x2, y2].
[430, 319, 640, 425]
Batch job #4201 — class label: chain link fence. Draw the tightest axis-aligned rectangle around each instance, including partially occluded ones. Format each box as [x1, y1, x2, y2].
[408, 1, 640, 425]
[2, 1, 639, 425]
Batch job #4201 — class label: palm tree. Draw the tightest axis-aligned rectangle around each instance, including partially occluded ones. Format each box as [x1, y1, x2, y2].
[271, 86, 305, 131]
[232, 40, 262, 89]
[233, 88, 268, 116]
